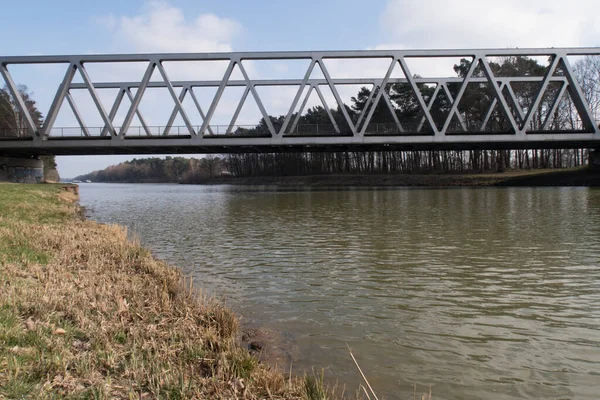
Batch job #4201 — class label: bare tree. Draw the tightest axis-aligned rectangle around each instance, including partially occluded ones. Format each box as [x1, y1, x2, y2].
[0, 85, 42, 137]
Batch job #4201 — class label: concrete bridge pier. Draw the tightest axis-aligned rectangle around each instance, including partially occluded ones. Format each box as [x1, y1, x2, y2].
[0, 156, 44, 183]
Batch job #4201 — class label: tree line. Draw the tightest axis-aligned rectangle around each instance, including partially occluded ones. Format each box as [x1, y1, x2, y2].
[224, 148, 588, 177]
[74, 156, 223, 183]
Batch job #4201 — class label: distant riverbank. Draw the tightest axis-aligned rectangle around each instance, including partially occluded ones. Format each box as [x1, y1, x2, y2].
[194, 167, 600, 187]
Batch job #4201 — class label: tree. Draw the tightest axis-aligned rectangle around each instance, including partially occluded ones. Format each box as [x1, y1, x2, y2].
[41, 155, 60, 182]
[201, 155, 221, 179]
[0, 85, 42, 137]
[0, 85, 60, 181]
[572, 56, 600, 124]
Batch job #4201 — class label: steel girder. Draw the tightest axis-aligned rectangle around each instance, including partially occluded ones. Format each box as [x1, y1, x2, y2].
[0, 48, 599, 155]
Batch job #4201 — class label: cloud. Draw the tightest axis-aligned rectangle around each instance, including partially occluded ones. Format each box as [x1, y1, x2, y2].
[381, 0, 600, 49]
[113, 1, 241, 53]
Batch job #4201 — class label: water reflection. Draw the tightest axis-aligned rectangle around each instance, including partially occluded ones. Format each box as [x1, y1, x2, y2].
[80, 184, 600, 400]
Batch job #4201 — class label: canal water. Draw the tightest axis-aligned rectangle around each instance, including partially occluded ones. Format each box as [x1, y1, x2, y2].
[79, 184, 600, 399]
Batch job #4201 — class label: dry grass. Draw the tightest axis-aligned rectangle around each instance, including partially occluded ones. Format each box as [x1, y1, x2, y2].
[0, 183, 342, 399]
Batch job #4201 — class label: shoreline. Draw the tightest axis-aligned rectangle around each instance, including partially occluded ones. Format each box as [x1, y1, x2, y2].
[80, 167, 599, 187]
[0, 183, 332, 399]
[199, 167, 600, 187]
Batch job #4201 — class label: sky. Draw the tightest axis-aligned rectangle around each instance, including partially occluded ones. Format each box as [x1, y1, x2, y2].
[1, 0, 599, 178]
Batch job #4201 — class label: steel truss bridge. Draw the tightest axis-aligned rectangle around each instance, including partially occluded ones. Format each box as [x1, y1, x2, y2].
[0, 48, 599, 156]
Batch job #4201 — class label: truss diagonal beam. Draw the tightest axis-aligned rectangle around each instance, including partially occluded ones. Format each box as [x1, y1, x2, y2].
[418, 84, 442, 132]
[42, 63, 77, 137]
[289, 85, 314, 135]
[318, 59, 356, 135]
[164, 87, 188, 135]
[76, 63, 115, 136]
[480, 83, 504, 131]
[120, 62, 155, 136]
[542, 81, 568, 131]
[360, 59, 397, 135]
[156, 62, 195, 135]
[102, 89, 125, 137]
[227, 86, 250, 135]
[521, 55, 560, 131]
[441, 58, 477, 133]
[188, 87, 213, 136]
[441, 83, 468, 132]
[381, 89, 404, 132]
[280, 60, 316, 136]
[315, 85, 341, 134]
[398, 58, 439, 135]
[237, 61, 277, 137]
[200, 60, 235, 136]
[504, 83, 525, 123]
[479, 57, 520, 134]
[356, 84, 376, 132]
[125, 89, 152, 136]
[65, 92, 90, 137]
[559, 57, 597, 132]
[101, 88, 152, 137]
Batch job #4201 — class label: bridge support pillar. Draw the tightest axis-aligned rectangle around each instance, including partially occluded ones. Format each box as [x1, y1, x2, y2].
[0, 156, 44, 183]
[589, 150, 600, 170]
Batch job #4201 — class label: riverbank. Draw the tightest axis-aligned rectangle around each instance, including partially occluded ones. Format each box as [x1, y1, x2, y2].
[200, 167, 600, 187]
[0, 183, 334, 399]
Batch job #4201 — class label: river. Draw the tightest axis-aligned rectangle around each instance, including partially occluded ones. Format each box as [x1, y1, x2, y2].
[78, 183, 600, 400]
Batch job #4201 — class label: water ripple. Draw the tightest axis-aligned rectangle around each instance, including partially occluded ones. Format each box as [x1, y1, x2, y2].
[80, 184, 600, 400]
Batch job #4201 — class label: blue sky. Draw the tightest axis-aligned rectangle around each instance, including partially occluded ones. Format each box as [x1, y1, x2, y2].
[1, 0, 598, 177]
[0, 1, 388, 55]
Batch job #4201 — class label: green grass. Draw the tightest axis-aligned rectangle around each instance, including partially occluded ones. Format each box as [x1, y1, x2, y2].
[0, 183, 73, 224]
[304, 370, 328, 400]
[0, 184, 73, 266]
[0, 237, 50, 265]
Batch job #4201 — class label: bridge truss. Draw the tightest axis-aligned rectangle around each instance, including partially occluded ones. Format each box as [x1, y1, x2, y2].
[0, 48, 599, 155]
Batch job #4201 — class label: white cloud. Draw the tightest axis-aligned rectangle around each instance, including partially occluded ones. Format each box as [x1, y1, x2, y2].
[114, 1, 241, 53]
[381, 0, 600, 49]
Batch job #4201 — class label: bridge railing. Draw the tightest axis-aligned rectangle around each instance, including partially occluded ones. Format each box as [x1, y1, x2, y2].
[0, 128, 31, 138]
[0, 120, 592, 140]
[41, 124, 351, 137]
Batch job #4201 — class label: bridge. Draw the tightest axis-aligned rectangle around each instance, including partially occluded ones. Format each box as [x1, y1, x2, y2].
[0, 47, 599, 156]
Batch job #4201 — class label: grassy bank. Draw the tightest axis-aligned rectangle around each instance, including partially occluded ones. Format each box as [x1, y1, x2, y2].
[0, 184, 335, 399]
[200, 167, 599, 187]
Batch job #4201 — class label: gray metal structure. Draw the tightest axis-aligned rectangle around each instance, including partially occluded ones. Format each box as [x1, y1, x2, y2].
[0, 47, 599, 156]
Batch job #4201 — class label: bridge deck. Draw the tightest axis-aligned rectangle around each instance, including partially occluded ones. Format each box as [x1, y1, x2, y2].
[1, 133, 598, 157]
